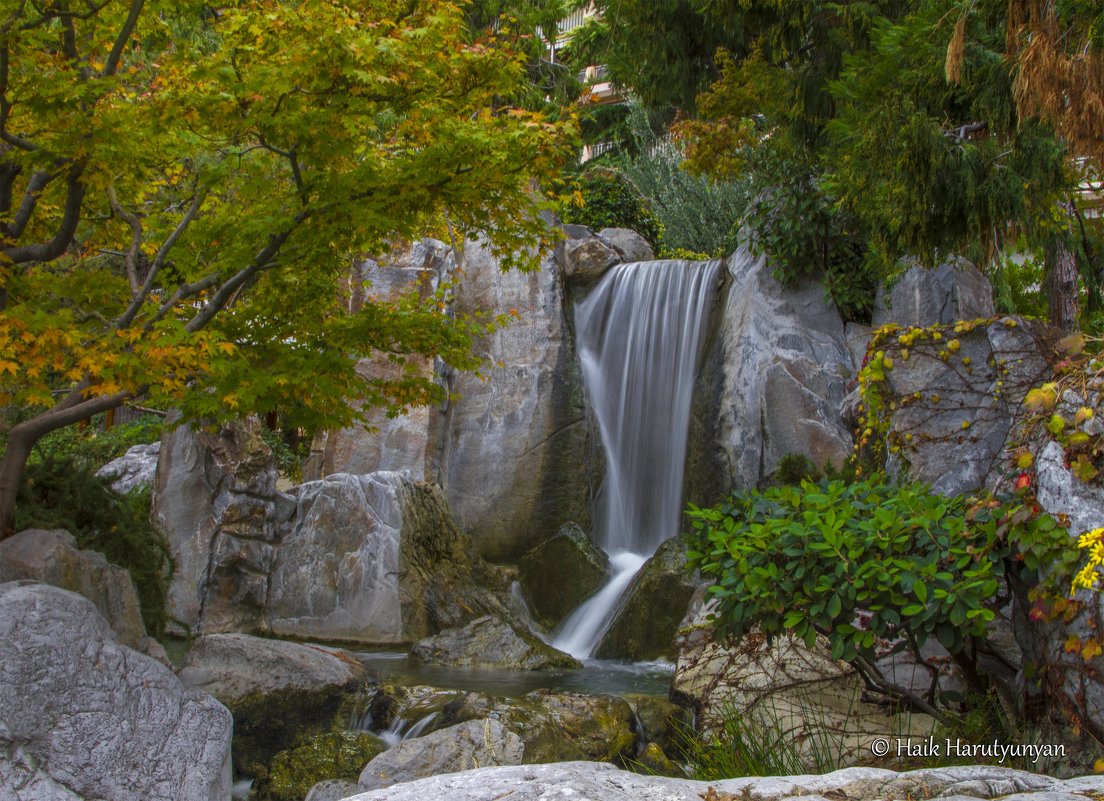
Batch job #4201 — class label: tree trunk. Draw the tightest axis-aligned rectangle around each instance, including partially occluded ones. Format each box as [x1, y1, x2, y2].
[1046, 202, 1081, 333]
[0, 389, 134, 537]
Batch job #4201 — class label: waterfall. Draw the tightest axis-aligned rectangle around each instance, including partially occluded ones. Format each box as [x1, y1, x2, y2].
[552, 259, 721, 659]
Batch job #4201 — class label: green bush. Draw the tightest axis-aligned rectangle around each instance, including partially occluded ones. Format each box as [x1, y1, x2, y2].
[561, 166, 665, 249]
[29, 413, 164, 468]
[13, 457, 173, 639]
[685, 475, 1077, 718]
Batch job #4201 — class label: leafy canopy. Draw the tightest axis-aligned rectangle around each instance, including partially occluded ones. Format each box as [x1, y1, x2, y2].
[0, 0, 573, 436]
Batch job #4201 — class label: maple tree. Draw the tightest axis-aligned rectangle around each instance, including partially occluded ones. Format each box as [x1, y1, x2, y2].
[0, 0, 572, 534]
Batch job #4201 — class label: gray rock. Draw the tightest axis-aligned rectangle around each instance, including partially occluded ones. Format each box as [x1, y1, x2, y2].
[695, 247, 853, 496]
[306, 779, 360, 801]
[152, 416, 279, 635]
[1036, 440, 1104, 539]
[410, 616, 580, 670]
[97, 441, 161, 494]
[598, 227, 654, 264]
[267, 472, 519, 645]
[320, 240, 450, 480]
[357, 719, 524, 792]
[596, 537, 699, 661]
[0, 582, 232, 801]
[440, 240, 594, 561]
[266, 473, 410, 643]
[881, 318, 1052, 496]
[844, 322, 872, 372]
[517, 523, 609, 630]
[0, 529, 148, 653]
[872, 257, 995, 328]
[335, 761, 1079, 801]
[562, 233, 620, 285]
[178, 632, 368, 703]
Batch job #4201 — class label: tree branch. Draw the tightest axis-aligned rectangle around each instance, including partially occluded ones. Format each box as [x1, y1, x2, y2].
[3, 163, 84, 263]
[106, 183, 144, 295]
[9, 170, 53, 239]
[102, 0, 144, 78]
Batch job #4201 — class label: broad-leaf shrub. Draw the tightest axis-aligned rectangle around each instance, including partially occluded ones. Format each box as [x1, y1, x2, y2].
[686, 475, 1077, 710]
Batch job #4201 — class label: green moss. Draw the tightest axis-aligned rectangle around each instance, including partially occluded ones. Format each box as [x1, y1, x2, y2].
[230, 685, 360, 779]
[258, 731, 385, 801]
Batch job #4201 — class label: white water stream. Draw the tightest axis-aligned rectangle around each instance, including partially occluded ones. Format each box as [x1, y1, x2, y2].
[551, 259, 722, 660]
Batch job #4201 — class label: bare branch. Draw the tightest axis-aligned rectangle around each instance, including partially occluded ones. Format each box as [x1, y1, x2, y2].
[103, 0, 144, 77]
[106, 183, 144, 294]
[148, 273, 220, 327]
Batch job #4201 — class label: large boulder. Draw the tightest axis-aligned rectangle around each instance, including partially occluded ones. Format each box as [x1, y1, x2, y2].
[267, 472, 516, 644]
[0, 529, 149, 653]
[516, 523, 608, 630]
[877, 317, 1053, 496]
[438, 240, 595, 560]
[595, 537, 699, 661]
[357, 719, 524, 792]
[152, 416, 285, 635]
[316, 240, 449, 481]
[97, 441, 160, 494]
[692, 247, 854, 500]
[672, 606, 934, 769]
[178, 632, 371, 778]
[326, 762, 1096, 801]
[0, 581, 232, 801]
[872, 257, 995, 328]
[409, 616, 581, 670]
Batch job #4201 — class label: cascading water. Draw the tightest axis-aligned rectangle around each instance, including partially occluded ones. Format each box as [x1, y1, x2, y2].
[551, 259, 722, 660]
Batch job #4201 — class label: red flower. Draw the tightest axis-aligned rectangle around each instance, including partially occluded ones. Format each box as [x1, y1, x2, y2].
[1014, 471, 1032, 492]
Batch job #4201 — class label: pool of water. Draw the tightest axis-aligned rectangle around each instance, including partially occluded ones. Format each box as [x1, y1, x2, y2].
[354, 652, 675, 698]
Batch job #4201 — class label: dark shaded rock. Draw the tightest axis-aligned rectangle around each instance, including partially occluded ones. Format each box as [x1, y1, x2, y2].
[517, 523, 609, 630]
[0, 582, 232, 801]
[178, 633, 371, 780]
[596, 538, 698, 661]
[409, 616, 581, 670]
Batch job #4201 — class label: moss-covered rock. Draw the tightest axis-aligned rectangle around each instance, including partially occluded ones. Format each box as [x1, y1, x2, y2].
[517, 523, 609, 630]
[258, 731, 386, 801]
[624, 693, 693, 764]
[596, 537, 698, 661]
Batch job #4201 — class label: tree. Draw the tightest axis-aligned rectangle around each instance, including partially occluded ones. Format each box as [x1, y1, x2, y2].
[0, 0, 572, 534]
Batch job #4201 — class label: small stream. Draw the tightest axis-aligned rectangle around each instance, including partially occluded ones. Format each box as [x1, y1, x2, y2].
[354, 651, 674, 698]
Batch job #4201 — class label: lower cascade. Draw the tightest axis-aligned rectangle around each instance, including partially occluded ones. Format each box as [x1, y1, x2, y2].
[552, 258, 722, 659]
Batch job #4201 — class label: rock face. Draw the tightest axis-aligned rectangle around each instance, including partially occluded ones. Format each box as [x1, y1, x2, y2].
[0, 529, 148, 652]
[439, 239, 595, 561]
[880, 318, 1053, 496]
[0, 581, 232, 801]
[318, 240, 450, 481]
[672, 607, 934, 769]
[561, 226, 654, 285]
[873, 257, 995, 328]
[357, 719, 524, 792]
[267, 472, 517, 645]
[409, 616, 581, 670]
[694, 247, 855, 499]
[97, 441, 161, 494]
[152, 416, 284, 635]
[336, 762, 1098, 801]
[596, 537, 699, 661]
[516, 523, 608, 630]
[179, 633, 371, 780]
